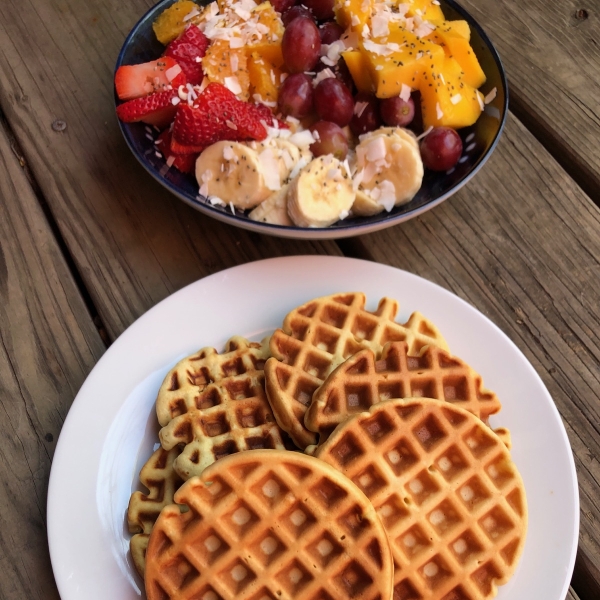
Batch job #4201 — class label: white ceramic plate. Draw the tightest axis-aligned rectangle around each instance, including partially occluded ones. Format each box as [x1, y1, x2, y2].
[47, 256, 579, 599]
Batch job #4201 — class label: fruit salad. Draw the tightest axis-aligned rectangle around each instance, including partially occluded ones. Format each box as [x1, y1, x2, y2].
[115, 0, 496, 228]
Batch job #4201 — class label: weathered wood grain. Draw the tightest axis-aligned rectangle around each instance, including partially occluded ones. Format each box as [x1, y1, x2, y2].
[0, 0, 341, 343]
[354, 113, 600, 598]
[458, 0, 600, 202]
[0, 118, 106, 599]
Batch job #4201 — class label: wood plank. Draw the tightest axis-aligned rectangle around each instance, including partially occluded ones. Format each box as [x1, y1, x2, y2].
[456, 0, 600, 202]
[0, 120, 106, 598]
[354, 113, 600, 596]
[0, 0, 341, 343]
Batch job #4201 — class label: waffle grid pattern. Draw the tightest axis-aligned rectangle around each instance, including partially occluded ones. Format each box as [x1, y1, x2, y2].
[306, 341, 502, 446]
[316, 399, 527, 600]
[160, 371, 285, 480]
[266, 293, 448, 449]
[145, 450, 393, 600]
[127, 446, 184, 575]
[157, 336, 270, 427]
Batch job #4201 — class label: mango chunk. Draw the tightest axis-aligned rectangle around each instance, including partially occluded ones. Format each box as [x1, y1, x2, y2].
[361, 24, 445, 98]
[247, 41, 284, 68]
[406, 0, 445, 23]
[441, 36, 486, 88]
[428, 19, 470, 41]
[335, 0, 374, 32]
[419, 57, 483, 129]
[152, 0, 202, 45]
[342, 50, 375, 93]
[248, 52, 283, 103]
[252, 2, 284, 42]
[202, 39, 251, 100]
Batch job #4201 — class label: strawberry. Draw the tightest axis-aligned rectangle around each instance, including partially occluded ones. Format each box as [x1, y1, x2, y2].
[155, 129, 199, 174]
[164, 26, 209, 86]
[172, 83, 276, 147]
[170, 137, 205, 155]
[115, 57, 186, 101]
[116, 90, 179, 129]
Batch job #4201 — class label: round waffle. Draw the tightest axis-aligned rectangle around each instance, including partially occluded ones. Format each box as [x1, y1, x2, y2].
[315, 399, 527, 600]
[156, 336, 271, 427]
[127, 446, 184, 576]
[305, 341, 503, 450]
[145, 449, 394, 600]
[265, 293, 448, 449]
[159, 369, 286, 480]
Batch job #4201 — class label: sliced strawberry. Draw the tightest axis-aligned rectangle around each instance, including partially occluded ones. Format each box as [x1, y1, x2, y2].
[172, 83, 277, 147]
[155, 129, 198, 174]
[116, 90, 179, 129]
[115, 57, 186, 101]
[170, 137, 205, 155]
[164, 26, 209, 86]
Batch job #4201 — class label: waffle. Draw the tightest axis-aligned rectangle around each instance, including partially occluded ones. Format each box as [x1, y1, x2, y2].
[127, 446, 184, 576]
[159, 369, 287, 480]
[265, 292, 448, 449]
[144, 449, 394, 600]
[315, 398, 527, 600]
[305, 341, 503, 449]
[156, 336, 271, 427]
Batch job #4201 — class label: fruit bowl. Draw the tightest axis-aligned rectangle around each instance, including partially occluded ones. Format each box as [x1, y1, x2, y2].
[114, 0, 508, 240]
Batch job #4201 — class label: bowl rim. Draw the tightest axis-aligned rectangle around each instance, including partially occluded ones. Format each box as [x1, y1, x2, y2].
[114, 0, 509, 240]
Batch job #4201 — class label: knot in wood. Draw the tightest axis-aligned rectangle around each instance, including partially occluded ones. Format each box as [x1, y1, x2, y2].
[575, 8, 589, 20]
[52, 119, 67, 132]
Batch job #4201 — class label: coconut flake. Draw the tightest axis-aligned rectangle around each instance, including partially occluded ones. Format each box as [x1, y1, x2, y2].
[484, 87, 497, 104]
[224, 76, 242, 95]
[289, 130, 316, 147]
[371, 13, 390, 37]
[400, 83, 412, 102]
[376, 180, 396, 211]
[363, 40, 394, 56]
[313, 68, 337, 86]
[436, 102, 443, 120]
[354, 101, 369, 117]
[259, 148, 282, 191]
[365, 136, 387, 162]
[165, 64, 182, 82]
[450, 93, 462, 105]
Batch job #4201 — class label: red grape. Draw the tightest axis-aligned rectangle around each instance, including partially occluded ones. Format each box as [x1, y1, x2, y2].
[319, 21, 343, 44]
[380, 95, 415, 127]
[302, 0, 335, 20]
[419, 127, 463, 171]
[281, 17, 321, 73]
[270, 0, 297, 13]
[282, 5, 314, 26]
[310, 121, 349, 159]
[350, 92, 381, 136]
[277, 73, 314, 118]
[314, 78, 354, 126]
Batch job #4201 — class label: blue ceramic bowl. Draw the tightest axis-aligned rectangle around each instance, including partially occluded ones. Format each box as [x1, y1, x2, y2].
[115, 0, 508, 239]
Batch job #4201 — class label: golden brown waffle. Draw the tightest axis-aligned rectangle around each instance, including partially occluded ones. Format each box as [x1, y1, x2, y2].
[145, 449, 394, 600]
[315, 398, 527, 600]
[265, 292, 449, 449]
[305, 341, 502, 448]
[156, 336, 271, 427]
[159, 369, 286, 480]
[127, 446, 184, 576]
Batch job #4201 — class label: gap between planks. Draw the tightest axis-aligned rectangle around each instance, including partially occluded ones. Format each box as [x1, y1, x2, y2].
[0, 109, 111, 348]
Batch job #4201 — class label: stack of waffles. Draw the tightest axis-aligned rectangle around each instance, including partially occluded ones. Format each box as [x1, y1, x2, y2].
[128, 293, 528, 600]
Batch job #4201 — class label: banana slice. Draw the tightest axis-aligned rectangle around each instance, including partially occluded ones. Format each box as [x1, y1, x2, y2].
[248, 184, 293, 226]
[195, 141, 271, 209]
[287, 155, 355, 228]
[352, 127, 423, 216]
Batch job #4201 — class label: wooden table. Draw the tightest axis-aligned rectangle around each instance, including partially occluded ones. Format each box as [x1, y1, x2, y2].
[0, 0, 598, 598]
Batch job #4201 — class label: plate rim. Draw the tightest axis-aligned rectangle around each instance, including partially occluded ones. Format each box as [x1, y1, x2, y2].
[47, 255, 579, 599]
